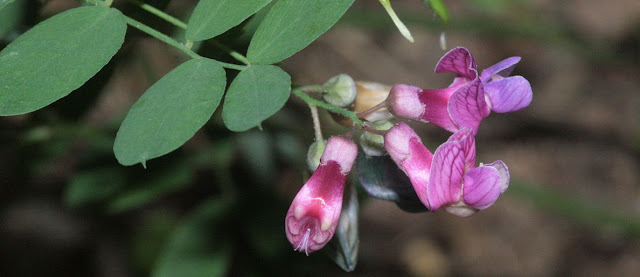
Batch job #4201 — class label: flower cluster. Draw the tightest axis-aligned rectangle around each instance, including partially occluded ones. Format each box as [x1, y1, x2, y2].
[285, 47, 532, 259]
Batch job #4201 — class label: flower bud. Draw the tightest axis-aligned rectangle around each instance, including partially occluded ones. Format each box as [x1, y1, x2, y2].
[332, 81, 394, 126]
[306, 139, 326, 172]
[285, 136, 358, 255]
[322, 74, 357, 108]
[359, 120, 394, 156]
[387, 84, 425, 121]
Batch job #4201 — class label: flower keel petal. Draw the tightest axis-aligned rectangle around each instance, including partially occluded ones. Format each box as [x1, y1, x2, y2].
[462, 165, 502, 210]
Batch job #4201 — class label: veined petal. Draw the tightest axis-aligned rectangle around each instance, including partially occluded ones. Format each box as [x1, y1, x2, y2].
[484, 76, 532, 113]
[447, 127, 476, 171]
[388, 84, 425, 121]
[449, 79, 490, 134]
[462, 165, 502, 210]
[427, 128, 475, 210]
[435, 47, 477, 80]
[384, 122, 433, 207]
[417, 87, 458, 132]
[481, 56, 521, 83]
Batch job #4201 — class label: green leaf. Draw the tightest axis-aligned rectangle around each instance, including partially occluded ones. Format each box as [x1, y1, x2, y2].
[0, 0, 23, 39]
[152, 199, 232, 277]
[64, 167, 126, 208]
[222, 65, 290, 132]
[246, 0, 355, 64]
[0, 0, 16, 12]
[0, 6, 126, 115]
[238, 0, 275, 43]
[422, 0, 449, 24]
[113, 58, 226, 166]
[187, 0, 271, 41]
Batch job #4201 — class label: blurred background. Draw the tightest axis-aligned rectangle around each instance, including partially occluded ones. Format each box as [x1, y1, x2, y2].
[1, 0, 640, 276]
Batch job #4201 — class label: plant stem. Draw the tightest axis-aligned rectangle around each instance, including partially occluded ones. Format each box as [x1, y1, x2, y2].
[124, 16, 246, 71]
[356, 99, 389, 119]
[129, 0, 187, 30]
[309, 105, 323, 142]
[362, 125, 386, 136]
[292, 88, 364, 126]
[128, 0, 251, 66]
[210, 40, 251, 65]
[125, 16, 199, 59]
[299, 85, 327, 94]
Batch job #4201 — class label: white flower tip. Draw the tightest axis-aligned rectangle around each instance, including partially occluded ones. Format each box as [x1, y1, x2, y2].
[444, 203, 478, 217]
[389, 84, 424, 120]
[320, 137, 358, 174]
[384, 122, 420, 163]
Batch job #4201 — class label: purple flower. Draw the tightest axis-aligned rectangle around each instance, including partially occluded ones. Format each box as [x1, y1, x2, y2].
[285, 136, 358, 255]
[388, 47, 532, 134]
[428, 127, 510, 217]
[384, 122, 510, 216]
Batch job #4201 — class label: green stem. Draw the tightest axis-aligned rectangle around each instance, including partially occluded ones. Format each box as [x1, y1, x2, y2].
[124, 16, 246, 71]
[292, 88, 363, 126]
[210, 40, 251, 65]
[128, 0, 251, 66]
[125, 16, 199, 59]
[299, 85, 327, 94]
[129, 0, 187, 30]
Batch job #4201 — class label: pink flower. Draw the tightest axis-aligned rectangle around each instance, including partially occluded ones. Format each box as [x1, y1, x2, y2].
[383, 122, 433, 208]
[285, 136, 358, 255]
[388, 47, 532, 134]
[428, 127, 510, 217]
[384, 122, 510, 216]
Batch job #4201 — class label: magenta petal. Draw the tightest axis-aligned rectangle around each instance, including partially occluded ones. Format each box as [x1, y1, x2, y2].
[427, 129, 475, 211]
[448, 79, 490, 134]
[384, 122, 433, 207]
[462, 165, 502, 210]
[434, 47, 477, 80]
[484, 76, 532, 113]
[480, 56, 521, 83]
[285, 161, 346, 254]
[417, 87, 458, 132]
[448, 127, 476, 171]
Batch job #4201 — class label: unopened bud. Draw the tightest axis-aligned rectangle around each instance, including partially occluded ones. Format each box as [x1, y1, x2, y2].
[306, 139, 326, 172]
[360, 120, 394, 156]
[333, 81, 394, 126]
[322, 74, 357, 108]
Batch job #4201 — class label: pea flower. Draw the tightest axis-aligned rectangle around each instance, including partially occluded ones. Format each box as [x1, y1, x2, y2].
[388, 47, 532, 134]
[285, 136, 358, 255]
[384, 122, 510, 217]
